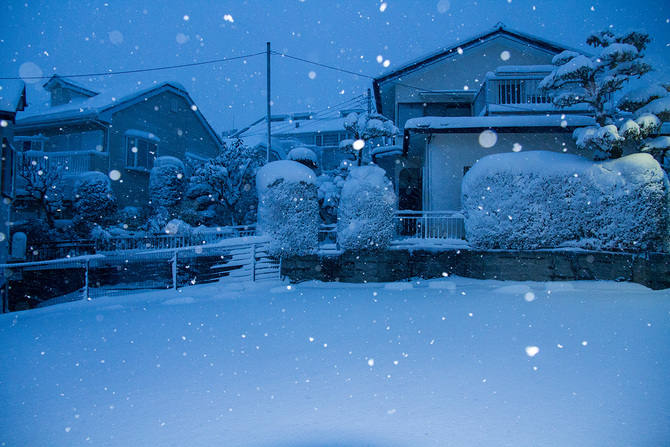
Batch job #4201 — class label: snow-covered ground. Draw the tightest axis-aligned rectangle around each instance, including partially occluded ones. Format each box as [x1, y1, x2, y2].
[1, 277, 668, 446]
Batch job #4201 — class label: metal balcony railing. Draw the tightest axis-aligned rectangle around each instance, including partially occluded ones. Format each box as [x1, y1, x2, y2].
[394, 211, 466, 240]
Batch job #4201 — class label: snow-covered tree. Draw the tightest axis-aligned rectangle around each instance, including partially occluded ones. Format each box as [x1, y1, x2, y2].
[73, 174, 118, 236]
[256, 160, 319, 256]
[337, 165, 397, 252]
[540, 28, 654, 160]
[343, 112, 398, 166]
[315, 160, 351, 224]
[15, 156, 64, 229]
[148, 157, 186, 230]
[188, 138, 264, 226]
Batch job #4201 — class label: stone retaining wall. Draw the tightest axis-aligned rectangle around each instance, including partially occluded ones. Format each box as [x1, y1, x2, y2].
[281, 249, 670, 290]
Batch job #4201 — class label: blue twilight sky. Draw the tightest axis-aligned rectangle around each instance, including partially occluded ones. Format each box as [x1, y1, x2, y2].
[2, 0, 669, 134]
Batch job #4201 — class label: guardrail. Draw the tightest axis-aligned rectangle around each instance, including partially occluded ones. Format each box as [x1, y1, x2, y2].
[395, 211, 466, 240]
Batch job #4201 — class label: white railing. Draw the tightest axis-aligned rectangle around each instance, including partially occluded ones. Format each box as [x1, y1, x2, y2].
[19, 150, 109, 174]
[487, 77, 551, 106]
[94, 225, 256, 253]
[395, 211, 466, 240]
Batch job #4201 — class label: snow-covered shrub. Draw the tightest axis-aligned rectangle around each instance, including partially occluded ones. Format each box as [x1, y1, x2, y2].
[287, 147, 318, 170]
[150, 157, 185, 210]
[337, 165, 396, 252]
[189, 138, 264, 226]
[256, 160, 319, 256]
[163, 219, 192, 235]
[462, 151, 670, 252]
[73, 173, 118, 236]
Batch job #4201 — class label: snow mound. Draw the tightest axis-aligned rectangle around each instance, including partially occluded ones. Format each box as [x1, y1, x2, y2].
[256, 160, 316, 196]
[287, 147, 318, 164]
[462, 151, 670, 252]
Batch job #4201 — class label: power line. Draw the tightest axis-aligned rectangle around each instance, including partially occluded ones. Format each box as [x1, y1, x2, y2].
[241, 94, 366, 138]
[271, 51, 377, 80]
[271, 50, 452, 95]
[0, 52, 266, 80]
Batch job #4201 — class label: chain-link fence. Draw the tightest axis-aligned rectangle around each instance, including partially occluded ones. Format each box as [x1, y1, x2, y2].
[2, 238, 279, 312]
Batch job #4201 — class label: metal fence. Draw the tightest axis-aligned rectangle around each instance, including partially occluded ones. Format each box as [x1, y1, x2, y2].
[2, 237, 279, 312]
[20, 225, 257, 262]
[395, 211, 466, 240]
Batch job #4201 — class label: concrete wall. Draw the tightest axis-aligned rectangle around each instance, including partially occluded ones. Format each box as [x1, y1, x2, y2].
[282, 249, 670, 290]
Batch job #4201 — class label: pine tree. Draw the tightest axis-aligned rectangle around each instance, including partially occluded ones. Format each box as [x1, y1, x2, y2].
[540, 28, 654, 160]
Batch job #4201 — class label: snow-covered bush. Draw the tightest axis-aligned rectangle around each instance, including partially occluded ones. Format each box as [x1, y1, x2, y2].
[146, 157, 187, 232]
[315, 162, 350, 224]
[256, 160, 319, 256]
[287, 147, 318, 170]
[73, 173, 118, 236]
[337, 165, 396, 252]
[462, 151, 670, 252]
[189, 138, 264, 226]
[150, 157, 185, 210]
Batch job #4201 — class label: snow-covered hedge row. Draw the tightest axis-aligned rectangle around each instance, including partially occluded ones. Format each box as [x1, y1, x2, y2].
[256, 160, 319, 256]
[338, 166, 396, 252]
[462, 151, 670, 252]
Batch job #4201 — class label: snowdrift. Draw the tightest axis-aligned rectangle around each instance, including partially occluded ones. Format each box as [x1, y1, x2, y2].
[462, 151, 670, 251]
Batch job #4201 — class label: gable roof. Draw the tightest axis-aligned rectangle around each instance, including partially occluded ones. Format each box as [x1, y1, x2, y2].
[372, 23, 582, 113]
[16, 79, 222, 146]
[0, 80, 27, 115]
[43, 74, 99, 97]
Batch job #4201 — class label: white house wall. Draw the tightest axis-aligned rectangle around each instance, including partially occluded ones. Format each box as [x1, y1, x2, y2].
[381, 36, 557, 124]
[426, 131, 585, 211]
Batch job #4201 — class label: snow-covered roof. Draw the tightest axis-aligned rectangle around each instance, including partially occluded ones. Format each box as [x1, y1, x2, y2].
[374, 23, 581, 86]
[234, 111, 357, 140]
[43, 75, 99, 97]
[15, 78, 222, 146]
[404, 114, 595, 131]
[0, 80, 27, 114]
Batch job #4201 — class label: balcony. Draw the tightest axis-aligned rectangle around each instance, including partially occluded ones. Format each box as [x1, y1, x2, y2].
[473, 67, 591, 116]
[18, 150, 110, 175]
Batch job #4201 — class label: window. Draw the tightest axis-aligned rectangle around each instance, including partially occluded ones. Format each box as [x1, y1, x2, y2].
[322, 133, 339, 146]
[126, 133, 159, 170]
[14, 136, 46, 152]
[314, 134, 323, 146]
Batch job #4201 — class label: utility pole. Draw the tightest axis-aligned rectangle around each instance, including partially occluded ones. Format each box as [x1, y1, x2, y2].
[367, 88, 372, 114]
[266, 42, 271, 164]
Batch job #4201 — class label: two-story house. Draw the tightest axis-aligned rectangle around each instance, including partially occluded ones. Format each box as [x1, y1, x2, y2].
[14, 75, 222, 220]
[372, 23, 598, 212]
[0, 80, 27, 266]
[233, 108, 366, 172]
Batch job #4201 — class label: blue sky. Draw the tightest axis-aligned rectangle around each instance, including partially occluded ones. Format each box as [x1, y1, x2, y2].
[2, 0, 669, 133]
